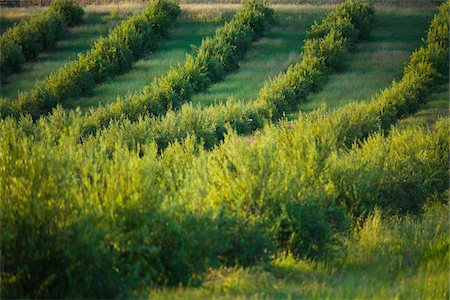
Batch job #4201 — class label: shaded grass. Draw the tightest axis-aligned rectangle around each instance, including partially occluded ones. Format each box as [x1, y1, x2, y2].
[299, 7, 436, 112]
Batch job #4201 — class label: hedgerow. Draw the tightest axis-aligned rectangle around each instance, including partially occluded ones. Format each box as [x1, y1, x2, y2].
[102, 0, 447, 155]
[0, 0, 83, 83]
[2, 0, 180, 119]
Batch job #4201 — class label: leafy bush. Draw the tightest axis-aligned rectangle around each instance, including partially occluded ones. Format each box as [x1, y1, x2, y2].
[30, 11, 65, 49]
[326, 121, 449, 216]
[79, 37, 134, 83]
[308, 0, 375, 41]
[6, 21, 42, 59]
[16, 62, 94, 119]
[49, 0, 84, 27]
[0, 37, 24, 82]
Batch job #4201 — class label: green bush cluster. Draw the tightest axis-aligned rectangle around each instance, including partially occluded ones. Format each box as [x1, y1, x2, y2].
[49, 0, 84, 27]
[82, 0, 274, 132]
[0, 0, 83, 83]
[308, 0, 375, 40]
[327, 120, 449, 217]
[4, 0, 180, 119]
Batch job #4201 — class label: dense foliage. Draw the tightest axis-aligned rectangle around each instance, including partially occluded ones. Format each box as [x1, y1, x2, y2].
[0, 0, 180, 119]
[0, 0, 83, 83]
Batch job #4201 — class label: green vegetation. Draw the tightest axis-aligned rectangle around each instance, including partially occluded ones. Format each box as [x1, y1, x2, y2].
[191, 7, 327, 105]
[0, 0, 84, 82]
[0, 7, 226, 102]
[303, 6, 437, 111]
[82, 0, 376, 151]
[70, 17, 225, 109]
[0, 0, 448, 299]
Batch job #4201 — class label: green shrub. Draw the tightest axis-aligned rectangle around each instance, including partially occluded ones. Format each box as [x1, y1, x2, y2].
[6, 21, 42, 59]
[308, 0, 375, 41]
[327, 123, 449, 217]
[0, 37, 24, 82]
[143, 0, 181, 39]
[49, 0, 84, 27]
[30, 10, 65, 49]
[79, 37, 134, 83]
